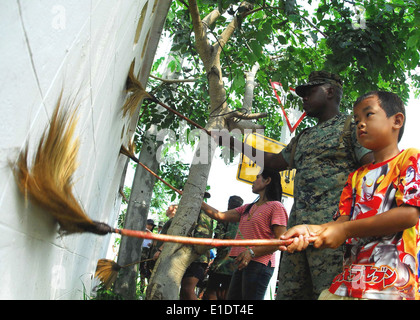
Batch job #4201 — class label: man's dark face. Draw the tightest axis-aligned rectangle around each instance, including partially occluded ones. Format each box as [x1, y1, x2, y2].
[301, 85, 328, 118]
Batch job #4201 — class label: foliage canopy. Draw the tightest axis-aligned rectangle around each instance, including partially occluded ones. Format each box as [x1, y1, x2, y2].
[136, 0, 419, 212]
[146, 0, 418, 137]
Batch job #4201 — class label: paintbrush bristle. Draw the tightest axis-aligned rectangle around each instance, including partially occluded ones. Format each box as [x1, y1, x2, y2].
[95, 259, 121, 289]
[14, 94, 97, 235]
[122, 59, 152, 117]
[119, 143, 138, 163]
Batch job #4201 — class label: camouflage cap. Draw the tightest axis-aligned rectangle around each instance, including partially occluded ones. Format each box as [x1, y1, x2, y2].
[295, 71, 343, 97]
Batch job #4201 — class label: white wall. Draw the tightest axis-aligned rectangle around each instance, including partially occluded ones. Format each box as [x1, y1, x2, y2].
[0, 0, 170, 299]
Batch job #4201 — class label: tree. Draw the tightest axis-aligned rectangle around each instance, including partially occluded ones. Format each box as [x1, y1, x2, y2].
[141, 0, 419, 299]
[112, 52, 192, 299]
[146, 1, 266, 300]
[113, 126, 162, 299]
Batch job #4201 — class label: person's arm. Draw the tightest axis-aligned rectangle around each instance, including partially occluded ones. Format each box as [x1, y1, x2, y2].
[201, 201, 241, 222]
[313, 205, 420, 249]
[280, 205, 419, 251]
[264, 152, 289, 172]
[279, 170, 357, 253]
[153, 245, 163, 260]
[235, 224, 287, 270]
[277, 216, 347, 253]
[211, 130, 289, 172]
[281, 205, 420, 253]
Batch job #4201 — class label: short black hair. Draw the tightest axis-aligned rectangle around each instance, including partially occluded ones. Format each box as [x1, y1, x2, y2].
[228, 195, 244, 209]
[354, 91, 405, 142]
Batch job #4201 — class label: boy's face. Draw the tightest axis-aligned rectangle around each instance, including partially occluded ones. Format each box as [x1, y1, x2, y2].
[353, 96, 396, 151]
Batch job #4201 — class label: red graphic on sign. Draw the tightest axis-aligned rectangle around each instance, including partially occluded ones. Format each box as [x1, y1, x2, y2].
[270, 80, 306, 133]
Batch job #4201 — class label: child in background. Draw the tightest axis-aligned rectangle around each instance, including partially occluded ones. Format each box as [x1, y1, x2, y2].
[281, 91, 420, 300]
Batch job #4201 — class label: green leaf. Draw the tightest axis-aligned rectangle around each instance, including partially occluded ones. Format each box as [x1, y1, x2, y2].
[407, 34, 419, 48]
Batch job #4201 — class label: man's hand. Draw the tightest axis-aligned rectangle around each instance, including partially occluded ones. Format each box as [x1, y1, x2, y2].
[279, 224, 320, 253]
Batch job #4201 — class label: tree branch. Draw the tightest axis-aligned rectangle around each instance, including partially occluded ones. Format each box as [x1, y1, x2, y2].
[228, 118, 265, 132]
[202, 9, 221, 32]
[188, 0, 212, 58]
[299, 15, 328, 38]
[216, 18, 237, 53]
[225, 110, 268, 120]
[216, 2, 255, 52]
[243, 62, 260, 113]
[241, 5, 267, 18]
[178, 0, 189, 8]
[150, 74, 198, 83]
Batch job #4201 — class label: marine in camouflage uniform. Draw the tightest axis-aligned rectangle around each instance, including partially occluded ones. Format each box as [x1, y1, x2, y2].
[147, 207, 177, 273]
[153, 206, 213, 265]
[209, 220, 239, 276]
[191, 209, 214, 265]
[140, 219, 156, 287]
[180, 193, 214, 299]
[202, 195, 243, 300]
[276, 71, 372, 300]
[208, 196, 243, 277]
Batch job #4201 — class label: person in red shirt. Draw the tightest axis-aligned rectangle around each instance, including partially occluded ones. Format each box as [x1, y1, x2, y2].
[280, 91, 420, 300]
[201, 168, 288, 300]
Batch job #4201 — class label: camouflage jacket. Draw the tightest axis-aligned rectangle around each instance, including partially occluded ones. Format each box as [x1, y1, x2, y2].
[281, 113, 371, 226]
[154, 218, 173, 251]
[192, 210, 214, 264]
[149, 211, 214, 264]
[208, 220, 239, 276]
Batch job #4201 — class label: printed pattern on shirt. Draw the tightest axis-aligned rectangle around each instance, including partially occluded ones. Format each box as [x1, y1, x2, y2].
[331, 148, 420, 300]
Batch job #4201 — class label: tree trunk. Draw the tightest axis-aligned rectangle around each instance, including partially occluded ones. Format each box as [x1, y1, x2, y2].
[146, 130, 217, 300]
[112, 0, 172, 299]
[114, 126, 161, 299]
[146, 1, 261, 300]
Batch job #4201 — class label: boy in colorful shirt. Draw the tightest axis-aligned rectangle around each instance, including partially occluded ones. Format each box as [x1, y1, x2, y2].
[281, 91, 420, 299]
